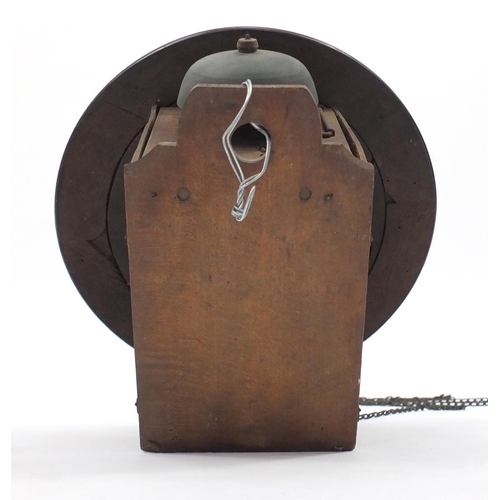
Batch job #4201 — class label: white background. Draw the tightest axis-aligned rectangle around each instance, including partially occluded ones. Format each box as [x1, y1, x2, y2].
[8, 1, 495, 498]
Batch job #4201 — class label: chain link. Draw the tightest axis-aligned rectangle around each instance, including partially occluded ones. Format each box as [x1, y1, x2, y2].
[358, 395, 488, 420]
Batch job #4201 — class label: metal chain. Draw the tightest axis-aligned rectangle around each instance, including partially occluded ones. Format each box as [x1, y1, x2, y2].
[358, 395, 488, 420]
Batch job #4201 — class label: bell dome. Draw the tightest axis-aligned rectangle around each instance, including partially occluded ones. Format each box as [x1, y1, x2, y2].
[177, 35, 319, 107]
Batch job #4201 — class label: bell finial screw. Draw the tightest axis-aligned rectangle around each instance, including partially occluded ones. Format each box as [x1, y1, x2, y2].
[237, 34, 259, 53]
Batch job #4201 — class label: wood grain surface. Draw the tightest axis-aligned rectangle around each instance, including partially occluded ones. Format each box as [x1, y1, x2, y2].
[125, 85, 374, 452]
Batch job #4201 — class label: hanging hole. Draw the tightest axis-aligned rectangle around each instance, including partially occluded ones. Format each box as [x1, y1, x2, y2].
[231, 123, 268, 163]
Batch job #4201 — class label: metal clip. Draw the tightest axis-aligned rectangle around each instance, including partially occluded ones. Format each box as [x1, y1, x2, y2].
[222, 79, 271, 222]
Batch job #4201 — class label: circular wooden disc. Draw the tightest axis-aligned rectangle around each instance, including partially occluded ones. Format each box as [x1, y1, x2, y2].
[55, 27, 436, 346]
